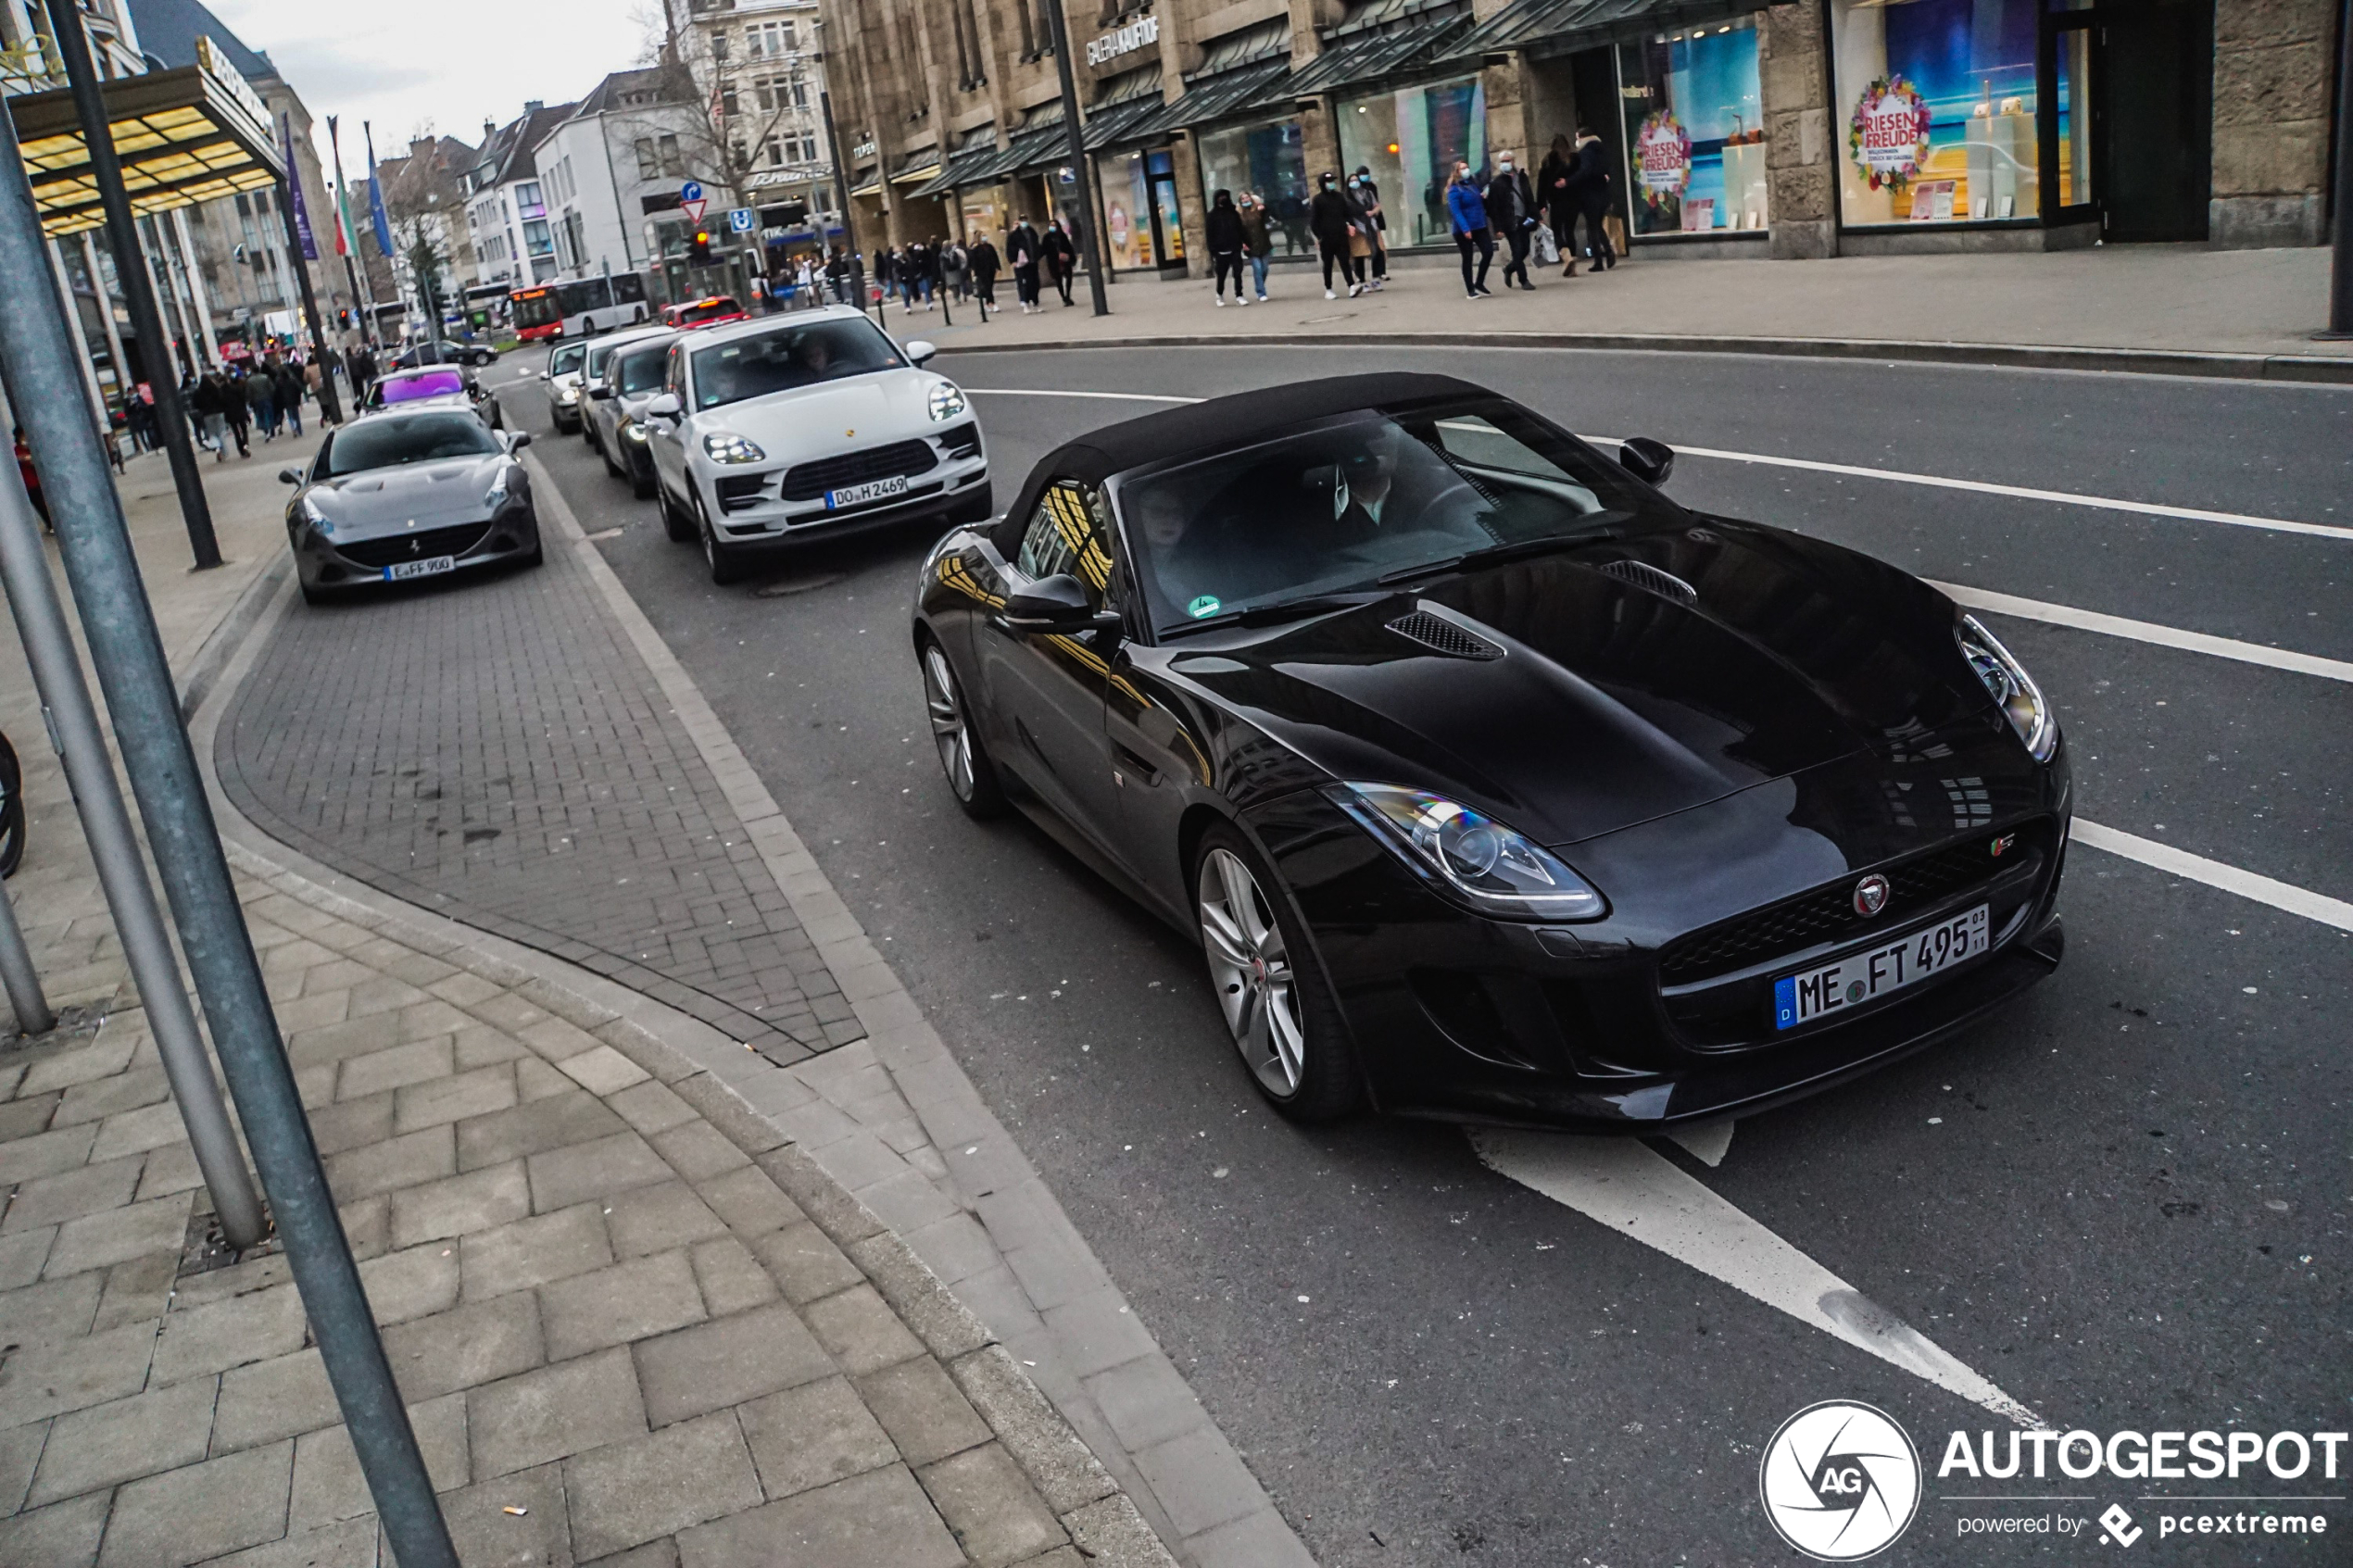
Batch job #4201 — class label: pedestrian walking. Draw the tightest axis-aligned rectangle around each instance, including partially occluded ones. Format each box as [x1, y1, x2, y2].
[194, 371, 233, 460]
[1351, 168, 1389, 289]
[1446, 160, 1496, 298]
[1564, 127, 1617, 271]
[277, 358, 307, 437]
[875, 246, 900, 306]
[1205, 189, 1248, 307]
[969, 233, 1001, 308]
[1238, 194, 1273, 301]
[243, 364, 275, 442]
[1309, 171, 1364, 299]
[1540, 134, 1582, 277]
[1488, 152, 1540, 291]
[1042, 221, 1076, 307]
[824, 247, 850, 304]
[126, 383, 156, 453]
[1006, 219, 1042, 313]
[942, 239, 970, 304]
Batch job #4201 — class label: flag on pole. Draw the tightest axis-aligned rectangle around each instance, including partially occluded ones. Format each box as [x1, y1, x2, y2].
[327, 115, 353, 257]
[364, 121, 396, 257]
[280, 113, 320, 260]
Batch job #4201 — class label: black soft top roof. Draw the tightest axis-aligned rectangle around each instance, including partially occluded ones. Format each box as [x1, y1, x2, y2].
[995, 372, 1487, 549]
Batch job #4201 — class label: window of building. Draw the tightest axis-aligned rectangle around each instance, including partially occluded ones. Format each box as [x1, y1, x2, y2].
[516, 182, 546, 219]
[636, 138, 661, 180]
[748, 19, 789, 58]
[659, 135, 684, 178]
[1617, 19, 1768, 236]
[523, 219, 553, 256]
[712, 31, 730, 61]
[1337, 77, 1487, 250]
[1829, 0, 2042, 224]
[1197, 118, 1312, 256]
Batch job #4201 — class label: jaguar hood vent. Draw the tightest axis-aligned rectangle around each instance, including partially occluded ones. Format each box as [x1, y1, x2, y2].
[1599, 558, 1699, 605]
[1386, 609, 1504, 660]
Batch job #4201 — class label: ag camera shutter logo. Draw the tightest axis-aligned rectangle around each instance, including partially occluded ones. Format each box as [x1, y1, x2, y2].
[1759, 1401, 1922, 1560]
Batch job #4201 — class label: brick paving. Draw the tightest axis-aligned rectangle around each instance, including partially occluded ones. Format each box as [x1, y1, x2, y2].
[0, 863, 1169, 1568]
[215, 535, 855, 1065]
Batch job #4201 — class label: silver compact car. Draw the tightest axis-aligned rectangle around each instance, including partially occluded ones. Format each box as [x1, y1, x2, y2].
[280, 408, 540, 604]
[584, 328, 679, 499]
[579, 325, 673, 459]
[541, 340, 589, 433]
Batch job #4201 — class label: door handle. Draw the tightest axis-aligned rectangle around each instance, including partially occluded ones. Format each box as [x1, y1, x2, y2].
[1112, 743, 1161, 786]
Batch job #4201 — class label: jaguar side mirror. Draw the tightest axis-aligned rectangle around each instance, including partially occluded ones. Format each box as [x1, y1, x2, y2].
[1001, 573, 1118, 635]
[277, 468, 301, 484]
[904, 339, 937, 368]
[537, 370, 550, 381]
[644, 393, 683, 422]
[508, 432, 532, 450]
[1618, 437, 1675, 487]
[587, 384, 612, 400]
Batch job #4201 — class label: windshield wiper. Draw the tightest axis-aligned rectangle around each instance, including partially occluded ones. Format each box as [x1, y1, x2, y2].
[1164, 592, 1385, 637]
[1377, 518, 1627, 587]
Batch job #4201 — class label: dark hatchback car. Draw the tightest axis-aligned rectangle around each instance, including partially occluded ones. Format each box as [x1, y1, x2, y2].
[281, 409, 539, 604]
[911, 373, 2070, 1130]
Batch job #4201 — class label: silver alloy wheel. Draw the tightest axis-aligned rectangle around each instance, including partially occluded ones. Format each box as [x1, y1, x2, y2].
[923, 646, 976, 800]
[1197, 847, 1305, 1097]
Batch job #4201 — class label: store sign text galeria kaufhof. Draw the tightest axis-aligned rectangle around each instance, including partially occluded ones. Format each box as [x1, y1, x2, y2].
[1087, 14, 1159, 67]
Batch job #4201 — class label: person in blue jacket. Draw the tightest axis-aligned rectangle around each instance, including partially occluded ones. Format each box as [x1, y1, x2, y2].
[1446, 160, 1494, 299]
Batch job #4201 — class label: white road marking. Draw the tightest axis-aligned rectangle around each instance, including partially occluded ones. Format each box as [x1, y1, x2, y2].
[2070, 820, 2353, 933]
[1473, 1130, 2043, 1426]
[1665, 1121, 1735, 1167]
[1935, 583, 2353, 684]
[963, 387, 2347, 542]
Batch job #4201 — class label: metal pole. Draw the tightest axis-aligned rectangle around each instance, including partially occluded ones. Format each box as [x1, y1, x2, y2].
[274, 177, 344, 424]
[0, 99, 458, 1568]
[46, 5, 221, 568]
[0, 875, 53, 1037]
[170, 208, 222, 366]
[0, 445, 258, 1242]
[1040, 0, 1110, 317]
[80, 232, 131, 414]
[2323, 0, 2351, 336]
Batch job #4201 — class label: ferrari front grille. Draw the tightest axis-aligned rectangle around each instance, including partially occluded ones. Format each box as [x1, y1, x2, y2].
[1386, 610, 1503, 660]
[779, 440, 938, 501]
[334, 522, 492, 569]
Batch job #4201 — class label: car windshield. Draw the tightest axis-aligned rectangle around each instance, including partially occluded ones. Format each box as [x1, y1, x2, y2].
[586, 338, 631, 378]
[689, 320, 900, 410]
[380, 370, 466, 405]
[317, 413, 500, 477]
[550, 344, 587, 376]
[616, 345, 671, 395]
[1118, 398, 1652, 636]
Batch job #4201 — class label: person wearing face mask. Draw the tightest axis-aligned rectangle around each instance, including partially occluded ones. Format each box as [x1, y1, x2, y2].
[1308, 171, 1364, 298]
[1205, 188, 1248, 307]
[1352, 167, 1389, 290]
[1487, 151, 1540, 291]
[1445, 160, 1494, 298]
[1237, 193, 1274, 301]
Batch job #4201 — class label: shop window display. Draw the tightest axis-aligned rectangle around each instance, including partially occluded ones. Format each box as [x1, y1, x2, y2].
[1617, 20, 1767, 235]
[1197, 117, 1314, 255]
[1100, 152, 1159, 268]
[1337, 77, 1487, 248]
[1830, 0, 2045, 224]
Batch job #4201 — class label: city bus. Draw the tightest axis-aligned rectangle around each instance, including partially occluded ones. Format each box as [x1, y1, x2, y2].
[510, 273, 650, 341]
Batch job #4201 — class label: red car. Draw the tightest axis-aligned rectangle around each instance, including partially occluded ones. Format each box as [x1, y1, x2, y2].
[662, 296, 748, 330]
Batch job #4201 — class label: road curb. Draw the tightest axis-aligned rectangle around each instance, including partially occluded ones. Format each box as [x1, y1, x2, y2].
[931, 327, 2353, 383]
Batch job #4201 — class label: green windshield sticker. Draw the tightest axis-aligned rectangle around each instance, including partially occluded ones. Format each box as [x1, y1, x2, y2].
[1187, 596, 1221, 619]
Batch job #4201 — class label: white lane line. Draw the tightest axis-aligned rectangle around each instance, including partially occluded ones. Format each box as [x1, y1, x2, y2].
[2070, 820, 2353, 933]
[964, 387, 2347, 543]
[1665, 1121, 1735, 1167]
[1934, 583, 2353, 684]
[1472, 1130, 2042, 1427]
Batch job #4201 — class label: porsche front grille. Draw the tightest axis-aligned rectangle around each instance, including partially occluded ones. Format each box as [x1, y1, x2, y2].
[778, 440, 938, 501]
[1386, 610, 1503, 660]
[1656, 825, 2048, 985]
[334, 523, 492, 570]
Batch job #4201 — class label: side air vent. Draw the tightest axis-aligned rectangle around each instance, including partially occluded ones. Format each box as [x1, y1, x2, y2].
[1599, 558, 1699, 605]
[1386, 610, 1504, 660]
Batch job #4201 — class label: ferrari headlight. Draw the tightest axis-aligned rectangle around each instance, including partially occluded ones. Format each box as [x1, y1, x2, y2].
[297, 496, 333, 535]
[926, 382, 967, 421]
[1956, 613, 2057, 762]
[702, 433, 765, 464]
[484, 476, 511, 511]
[1331, 784, 1605, 921]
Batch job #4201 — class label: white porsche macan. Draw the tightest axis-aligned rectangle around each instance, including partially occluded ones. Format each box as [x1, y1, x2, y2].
[639, 307, 989, 583]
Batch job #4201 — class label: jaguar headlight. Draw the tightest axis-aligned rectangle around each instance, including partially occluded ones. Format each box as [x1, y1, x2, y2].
[1956, 613, 2058, 762]
[926, 381, 967, 422]
[1331, 784, 1605, 921]
[702, 432, 765, 464]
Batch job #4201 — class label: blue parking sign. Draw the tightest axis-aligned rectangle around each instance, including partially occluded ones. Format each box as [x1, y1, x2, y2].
[728, 207, 756, 233]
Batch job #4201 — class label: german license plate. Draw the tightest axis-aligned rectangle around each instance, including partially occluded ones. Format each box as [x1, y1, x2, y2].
[1773, 904, 1989, 1030]
[384, 556, 455, 582]
[825, 474, 908, 509]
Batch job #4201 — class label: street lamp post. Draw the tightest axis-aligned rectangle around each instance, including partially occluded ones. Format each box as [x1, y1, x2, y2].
[2323, 0, 2351, 337]
[1040, 0, 1110, 317]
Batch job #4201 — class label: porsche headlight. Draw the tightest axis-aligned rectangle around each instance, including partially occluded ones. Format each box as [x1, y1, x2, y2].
[702, 432, 766, 465]
[1332, 784, 1605, 921]
[926, 382, 967, 421]
[1956, 613, 2058, 762]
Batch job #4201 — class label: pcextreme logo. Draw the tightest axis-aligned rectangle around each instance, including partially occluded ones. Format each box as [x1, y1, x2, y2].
[1759, 1401, 1923, 1561]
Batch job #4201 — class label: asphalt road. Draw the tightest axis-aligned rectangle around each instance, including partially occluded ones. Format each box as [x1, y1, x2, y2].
[489, 337, 2349, 1565]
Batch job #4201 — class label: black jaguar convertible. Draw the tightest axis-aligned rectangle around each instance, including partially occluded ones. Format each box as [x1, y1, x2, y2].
[910, 373, 2069, 1129]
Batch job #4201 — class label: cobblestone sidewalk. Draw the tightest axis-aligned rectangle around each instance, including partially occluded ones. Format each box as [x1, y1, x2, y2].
[0, 850, 1173, 1568]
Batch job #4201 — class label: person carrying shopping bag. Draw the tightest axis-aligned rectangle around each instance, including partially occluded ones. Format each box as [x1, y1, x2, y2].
[1446, 161, 1495, 298]
[1488, 152, 1540, 290]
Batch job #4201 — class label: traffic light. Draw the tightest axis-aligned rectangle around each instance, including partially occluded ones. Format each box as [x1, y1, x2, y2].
[688, 229, 712, 265]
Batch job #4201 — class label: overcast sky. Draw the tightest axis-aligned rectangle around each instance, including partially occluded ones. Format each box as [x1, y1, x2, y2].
[204, 0, 656, 182]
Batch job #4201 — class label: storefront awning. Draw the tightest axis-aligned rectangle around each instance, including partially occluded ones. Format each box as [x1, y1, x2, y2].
[8, 36, 286, 237]
[1121, 57, 1293, 142]
[1442, 0, 1772, 61]
[887, 146, 943, 187]
[907, 132, 998, 199]
[1082, 61, 1167, 151]
[849, 166, 882, 198]
[1289, 7, 1475, 95]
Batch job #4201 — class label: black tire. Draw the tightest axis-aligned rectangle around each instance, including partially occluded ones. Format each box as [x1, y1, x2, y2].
[600, 426, 623, 478]
[0, 728, 23, 880]
[918, 636, 1006, 821]
[1192, 822, 1365, 1123]
[659, 474, 696, 541]
[697, 490, 749, 585]
[631, 455, 658, 500]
